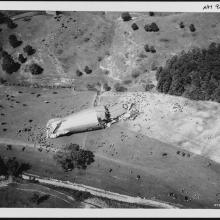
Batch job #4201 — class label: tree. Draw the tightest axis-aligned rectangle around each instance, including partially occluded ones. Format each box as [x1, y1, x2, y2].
[8, 35, 22, 48]
[54, 143, 95, 171]
[121, 12, 132, 21]
[189, 24, 196, 32]
[156, 42, 220, 103]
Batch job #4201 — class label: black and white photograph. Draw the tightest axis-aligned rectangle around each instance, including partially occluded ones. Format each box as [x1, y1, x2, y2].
[0, 1, 220, 218]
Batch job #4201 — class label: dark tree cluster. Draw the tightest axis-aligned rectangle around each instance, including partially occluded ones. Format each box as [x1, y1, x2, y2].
[121, 12, 132, 22]
[30, 193, 50, 205]
[29, 63, 44, 75]
[149, 11, 155, 16]
[0, 12, 17, 29]
[179, 22, 185, 29]
[144, 22, 159, 32]
[23, 45, 36, 56]
[131, 23, 139, 31]
[84, 65, 92, 74]
[9, 34, 23, 48]
[18, 53, 27, 63]
[0, 156, 31, 178]
[54, 143, 95, 171]
[156, 42, 220, 102]
[114, 83, 128, 92]
[1, 51, 21, 74]
[144, 44, 156, 53]
[189, 24, 196, 32]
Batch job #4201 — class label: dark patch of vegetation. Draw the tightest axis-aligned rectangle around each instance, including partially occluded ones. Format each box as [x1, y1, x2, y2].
[144, 44, 150, 52]
[149, 11, 155, 16]
[30, 193, 50, 205]
[150, 46, 156, 53]
[84, 66, 92, 74]
[6, 18, 18, 29]
[18, 54, 27, 63]
[189, 24, 196, 32]
[103, 82, 111, 91]
[76, 69, 83, 77]
[131, 23, 139, 31]
[54, 143, 95, 171]
[179, 21, 185, 29]
[1, 51, 21, 74]
[23, 45, 36, 56]
[121, 12, 132, 21]
[156, 42, 220, 102]
[0, 12, 17, 29]
[8, 35, 23, 48]
[131, 70, 141, 78]
[0, 156, 31, 178]
[145, 84, 155, 91]
[29, 63, 44, 75]
[144, 22, 159, 32]
[114, 83, 128, 92]
[6, 145, 12, 151]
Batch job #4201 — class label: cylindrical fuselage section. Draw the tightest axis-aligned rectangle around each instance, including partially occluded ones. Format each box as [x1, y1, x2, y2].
[59, 108, 103, 133]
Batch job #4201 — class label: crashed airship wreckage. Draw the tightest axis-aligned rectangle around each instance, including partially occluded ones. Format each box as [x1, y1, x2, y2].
[46, 103, 139, 138]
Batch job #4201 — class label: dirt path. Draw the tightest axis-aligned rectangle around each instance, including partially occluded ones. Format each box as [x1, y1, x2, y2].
[22, 173, 180, 208]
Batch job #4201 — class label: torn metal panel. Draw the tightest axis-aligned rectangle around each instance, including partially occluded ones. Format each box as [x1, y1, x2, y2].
[46, 103, 138, 139]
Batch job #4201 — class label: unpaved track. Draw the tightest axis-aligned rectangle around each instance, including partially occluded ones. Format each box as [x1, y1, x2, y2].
[22, 173, 181, 209]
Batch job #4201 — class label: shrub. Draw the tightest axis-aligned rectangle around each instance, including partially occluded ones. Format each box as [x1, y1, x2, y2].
[76, 69, 83, 77]
[144, 44, 150, 52]
[84, 66, 92, 74]
[23, 45, 36, 56]
[131, 23, 139, 31]
[150, 46, 156, 53]
[18, 54, 27, 63]
[6, 18, 17, 29]
[189, 24, 196, 32]
[144, 22, 159, 32]
[0, 156, 31, 178]
[29, 63, 44, 75]
[103, 82, 111, 91]
[156, 42, 220, 102]
[149, 11, 155, 16]
[54, 143, 95, 171]
[8, 35, 22, 48]
[121, 12, 132, 21]
[179, 21, 185, 28]
[114, 83, 128, 92]
[1, 51, 21, 74]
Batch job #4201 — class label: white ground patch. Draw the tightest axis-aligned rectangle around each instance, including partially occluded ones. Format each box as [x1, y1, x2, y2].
[100, 92, 220, 163]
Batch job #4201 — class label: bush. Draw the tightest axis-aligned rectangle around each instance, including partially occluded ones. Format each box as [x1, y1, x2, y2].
[8, 35, 22, 48]
[54, 143, 95, 171]
[103, 82, 111, 91]
[144, 44, 150, 52]
[149, 11, 155, 16]
[150, 46, 156, 53]
[6, 18, 17, 29]
[29, 63, 44, 75]
[84, 66, 92, 74]
[144, 22, 159, 32]
[179, 22, 185, 29]
[76, 69, 83, 76]
[121, 12, 132, 21]
[1, 51, 21, 74]
[0, 156, 31, 178]
[131, 23, 139, 31]
[23, 45, 36, 56]
[189, 24, 196, 32]
[18, 54, 27, 63]
[114, 83, 128, 92]
[156, 42, 220, 102]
